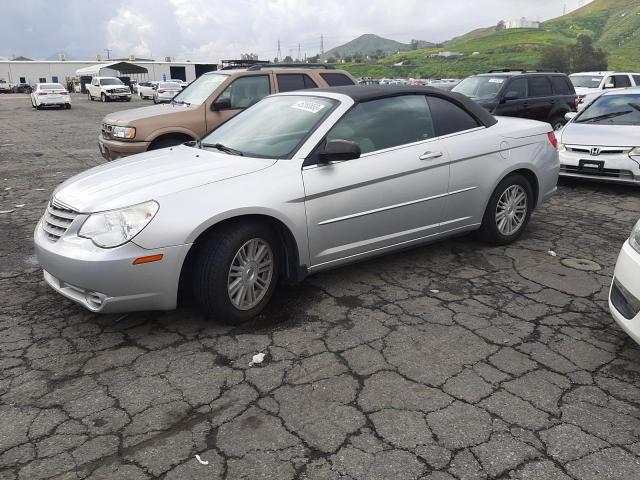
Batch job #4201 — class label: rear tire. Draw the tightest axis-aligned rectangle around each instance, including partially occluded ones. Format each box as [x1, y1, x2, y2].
[192, 222, 280, 324]
[476, 174, 533, 246]
[65, 103, 71, 109]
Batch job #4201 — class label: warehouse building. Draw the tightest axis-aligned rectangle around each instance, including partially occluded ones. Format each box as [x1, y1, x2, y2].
[0, 58, 217, 86]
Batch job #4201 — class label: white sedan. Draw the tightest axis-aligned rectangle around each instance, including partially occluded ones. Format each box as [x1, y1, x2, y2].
[559, 88, 640, 185]
[153, 82, 182, 103]
[610, 220, 640, 344]
[137, 81, 158, 100]
[31, 83, 71, 109]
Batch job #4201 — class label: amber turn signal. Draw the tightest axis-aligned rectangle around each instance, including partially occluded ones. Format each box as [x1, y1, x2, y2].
[132, 254, 163, 265]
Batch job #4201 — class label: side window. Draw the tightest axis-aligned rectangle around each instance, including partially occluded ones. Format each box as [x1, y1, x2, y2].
[325, 95, 434, 154]
[320, 73, 355, 86]
[633, 75, 640, 86]
[528, 76, 552, 97]
[613, 75, 631, 88]
[19, 77, 26, 83]
[427, 96, 480, 136]
[218, 75, 271, 109]
[505, 78, 528, 99]
[550, 76, 571, 95]
[277, 74, 318, 93]
[39, 77, 47, 83]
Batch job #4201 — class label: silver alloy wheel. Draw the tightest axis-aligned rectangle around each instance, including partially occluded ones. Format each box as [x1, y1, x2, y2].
[495, 185, 527, 236]
[227, 238, 274, 311]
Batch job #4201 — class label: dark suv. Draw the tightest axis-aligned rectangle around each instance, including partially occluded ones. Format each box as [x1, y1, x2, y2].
[452, 70, 578, 130]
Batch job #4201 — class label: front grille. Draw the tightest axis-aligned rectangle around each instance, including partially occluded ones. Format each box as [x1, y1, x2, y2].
[102, 123, 113, 139]
[111, 88, 130, 94]
[43, 200, 78, 241]
[560, 165, 634, 179]
[566, 146, 626, 155]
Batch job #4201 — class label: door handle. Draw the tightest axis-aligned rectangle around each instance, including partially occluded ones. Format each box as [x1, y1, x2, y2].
[419, 151, 443, 161]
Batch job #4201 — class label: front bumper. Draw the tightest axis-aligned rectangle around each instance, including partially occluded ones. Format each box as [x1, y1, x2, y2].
[559, 148, 640, 185]
[106, 91, 131, 100]
[98, 133, 150, 161]
[34, 218, 192, 314]
[609, 241, 640, 344]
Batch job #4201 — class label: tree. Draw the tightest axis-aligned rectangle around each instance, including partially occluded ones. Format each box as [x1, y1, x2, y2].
[283, 55, 293, 63]
[569, 34, 608, 72]
[307, 54, 320, 63]
[539, 45, 569, 72]
[496, 20, 506, 31]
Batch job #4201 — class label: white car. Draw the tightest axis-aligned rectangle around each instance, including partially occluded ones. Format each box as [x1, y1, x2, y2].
[610, 219, 640, 344]
[86, 77, 131, 102]
[30, 83, 71, 109]
[168, 78, 188, 88]
[137, 81, 158, 99]
[153, 82, 182, 103]
[570, 71, 640, 110]
[558, 88, 640, 185]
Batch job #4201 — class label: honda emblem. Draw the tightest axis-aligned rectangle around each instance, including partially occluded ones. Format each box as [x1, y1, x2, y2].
[590, 147, 601, 156]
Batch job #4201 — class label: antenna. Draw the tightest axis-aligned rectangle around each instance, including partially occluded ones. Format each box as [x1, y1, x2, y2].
[277, 39, 282, 62]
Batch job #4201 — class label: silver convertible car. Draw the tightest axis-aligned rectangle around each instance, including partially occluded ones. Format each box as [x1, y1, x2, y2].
[35, 86, 559, 324]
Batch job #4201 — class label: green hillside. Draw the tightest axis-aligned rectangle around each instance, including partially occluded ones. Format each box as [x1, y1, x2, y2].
[325, 34, 434, 59]
[339, 0, 640, 78]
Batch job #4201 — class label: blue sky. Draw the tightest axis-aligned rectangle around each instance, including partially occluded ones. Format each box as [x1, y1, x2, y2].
[0, 0, 592, 61]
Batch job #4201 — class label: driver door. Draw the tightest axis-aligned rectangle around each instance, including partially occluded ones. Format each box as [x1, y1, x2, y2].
[206, 75, 273, 132]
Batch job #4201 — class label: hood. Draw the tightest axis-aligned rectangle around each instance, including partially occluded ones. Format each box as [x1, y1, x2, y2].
[573, 87, 599, 96]
[53, 145, 276, 212]
[560, 122, 640, 147]
[103, 103, 195, 126]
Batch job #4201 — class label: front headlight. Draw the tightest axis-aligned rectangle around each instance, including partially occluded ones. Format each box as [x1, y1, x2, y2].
[629, 147, 640, 161]
[79, 201, 159, 248]
[558, 143, 566, 152]
[630, 219, 640, 254]
[113, 126, 136, 140]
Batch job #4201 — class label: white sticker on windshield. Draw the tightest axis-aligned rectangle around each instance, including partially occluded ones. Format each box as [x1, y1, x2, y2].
[592, 78, 601, 82]
[291, 100, 326, 114]
[488, 78, 504, 84]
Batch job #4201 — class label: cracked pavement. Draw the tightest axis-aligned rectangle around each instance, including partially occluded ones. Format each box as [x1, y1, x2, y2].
[1, 94, 640, 479]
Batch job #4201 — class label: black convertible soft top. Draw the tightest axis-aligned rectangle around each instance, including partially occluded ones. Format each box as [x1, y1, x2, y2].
[310, 85, 498, 128]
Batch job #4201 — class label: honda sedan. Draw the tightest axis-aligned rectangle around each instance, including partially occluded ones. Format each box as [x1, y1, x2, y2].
[559, 88, 640, 185]
[31, 83, 71, 109]
[34, 86, 559, 324]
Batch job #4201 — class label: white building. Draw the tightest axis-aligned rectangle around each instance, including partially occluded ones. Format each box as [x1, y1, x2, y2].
[505, 18, 541, 29]
[0, 59, 218, 86]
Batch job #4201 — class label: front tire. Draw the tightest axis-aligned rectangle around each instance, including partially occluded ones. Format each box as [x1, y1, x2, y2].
[192, 222, 280, 324]
[476, 174, 533, 245]
[87, 92, 92, 101]
[550, 115, 566, 132]
[101, 93, 107, 102]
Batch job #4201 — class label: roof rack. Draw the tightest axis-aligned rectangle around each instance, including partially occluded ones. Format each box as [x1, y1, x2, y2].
[246, 63, 336, 71]
[488, 68, 560, 73]
[221, 59, 269, 70]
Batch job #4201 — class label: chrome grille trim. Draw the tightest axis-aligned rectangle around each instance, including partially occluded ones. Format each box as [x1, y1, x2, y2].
[565, 145, 629, 155]
[43, 200, 79, 242]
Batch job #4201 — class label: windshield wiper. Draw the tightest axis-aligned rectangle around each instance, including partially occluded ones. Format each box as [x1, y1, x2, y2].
[627, 102, 640, 113]
[201, 142, 244, 156]
[576, 110, 633, 123]
[171, 99, 190, 106]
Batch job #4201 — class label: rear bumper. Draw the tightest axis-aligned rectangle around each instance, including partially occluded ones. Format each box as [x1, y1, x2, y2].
[37, 96, 70, 106]
[34, 218, 191, 313]
[98, 134, 150, 161]
[609, 241, 640, 344]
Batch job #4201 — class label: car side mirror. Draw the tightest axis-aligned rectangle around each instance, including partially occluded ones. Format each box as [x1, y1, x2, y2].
[212, 97, 232, 111]
[502, 91, 519, 103]
[565, 112, 577, 121]
[604, 82, 615, 89]
[318, 140, 361, 164]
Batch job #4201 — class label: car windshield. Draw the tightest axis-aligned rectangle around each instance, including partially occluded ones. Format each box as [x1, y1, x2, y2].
[159, 82, 181, 89]
[201, 95, 338, 159]
[575, 94, 640, 125]
[171, 73, 228, 106]
[100, 78, 123, 86]
[570, 76, 603, 89]
[41, 83, 64, 90]
[452, 76, 506, 100]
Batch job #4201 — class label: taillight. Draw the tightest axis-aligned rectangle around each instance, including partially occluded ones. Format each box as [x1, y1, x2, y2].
[547, 131, 558, 149]
[38, 92, 47, 95]
[574, 97, 579, 110]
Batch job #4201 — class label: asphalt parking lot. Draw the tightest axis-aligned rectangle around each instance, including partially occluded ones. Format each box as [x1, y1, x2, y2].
[1, 92, 640, 480]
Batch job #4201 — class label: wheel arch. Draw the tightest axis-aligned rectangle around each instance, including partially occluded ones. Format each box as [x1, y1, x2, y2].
[177, 213, 304, 306]
[148, 131, 196, 149]
[495, 167, 539, 208]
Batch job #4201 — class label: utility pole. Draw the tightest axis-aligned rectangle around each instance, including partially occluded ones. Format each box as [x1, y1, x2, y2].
[320, 35, 324, 57]
[289, 48, 293, 60]
[277, 40, 282, 62]
[563, 3, 567, 15]
[104, 48, 112, 60]
[297, 43, 301, 62]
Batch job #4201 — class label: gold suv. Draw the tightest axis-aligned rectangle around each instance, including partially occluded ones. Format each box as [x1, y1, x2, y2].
[98, 65, 356, 160]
